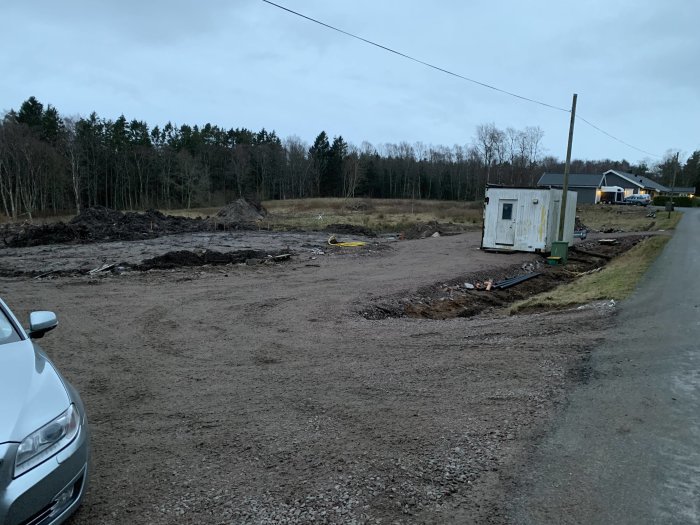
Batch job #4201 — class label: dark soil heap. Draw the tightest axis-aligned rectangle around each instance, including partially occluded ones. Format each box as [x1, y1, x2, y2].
[402, 220, 468, 240]
[323, 223, 376, 237]
[135, 248, 289, 270]
[1, 206, 207, 248]
[215, 197, 267, 225]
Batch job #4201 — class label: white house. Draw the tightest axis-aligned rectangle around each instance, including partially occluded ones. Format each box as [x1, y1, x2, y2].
[481, 187, 577, 253]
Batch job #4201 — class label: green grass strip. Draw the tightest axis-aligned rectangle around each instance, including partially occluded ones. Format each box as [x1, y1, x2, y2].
[511, 235, 671, 313]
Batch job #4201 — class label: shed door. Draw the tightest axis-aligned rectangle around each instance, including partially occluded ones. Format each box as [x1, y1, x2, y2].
[495, 199, 517, 245]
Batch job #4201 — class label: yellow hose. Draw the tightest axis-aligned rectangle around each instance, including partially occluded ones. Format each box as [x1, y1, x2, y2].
[327, 235, 366, 247]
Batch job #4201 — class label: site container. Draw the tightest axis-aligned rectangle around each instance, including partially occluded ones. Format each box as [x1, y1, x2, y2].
[481, 187, 577, 253]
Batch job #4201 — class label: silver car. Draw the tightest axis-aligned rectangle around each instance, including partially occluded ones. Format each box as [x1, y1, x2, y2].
[0, 298, 90, 525]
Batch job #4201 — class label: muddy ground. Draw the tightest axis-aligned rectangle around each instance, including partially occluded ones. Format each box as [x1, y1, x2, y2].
[1, 231, 635, 524]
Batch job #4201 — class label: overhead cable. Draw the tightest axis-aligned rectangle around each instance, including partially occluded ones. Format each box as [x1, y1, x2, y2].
[260, 0, 570, 113]
[261, 0, 664, 159]
[576, 115, 662, 158]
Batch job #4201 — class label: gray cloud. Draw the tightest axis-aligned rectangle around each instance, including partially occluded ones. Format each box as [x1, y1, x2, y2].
[1, 0, 697, 162]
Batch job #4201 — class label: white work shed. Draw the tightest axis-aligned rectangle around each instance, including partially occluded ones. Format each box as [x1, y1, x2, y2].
[481, 187, 577, 253]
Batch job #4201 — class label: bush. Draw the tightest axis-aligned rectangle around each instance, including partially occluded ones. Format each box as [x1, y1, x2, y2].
[652, 195, 696, 207]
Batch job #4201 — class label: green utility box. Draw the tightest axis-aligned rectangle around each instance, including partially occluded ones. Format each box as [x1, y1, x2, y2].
[550, 241, 569, 264]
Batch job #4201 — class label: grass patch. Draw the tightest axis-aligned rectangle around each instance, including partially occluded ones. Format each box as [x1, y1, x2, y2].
[510, 235, 671, 313]
[261, 198, 482, 232]
[577, 204, 682, 232]
[160, 207, 221, 219]
[160, 198, 483, 232]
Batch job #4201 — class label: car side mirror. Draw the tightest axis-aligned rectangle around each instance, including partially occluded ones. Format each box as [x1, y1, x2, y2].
[28, 311, 58, 339]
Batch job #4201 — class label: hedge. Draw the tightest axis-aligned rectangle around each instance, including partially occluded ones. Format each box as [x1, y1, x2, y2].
[652, 196, 696, 207]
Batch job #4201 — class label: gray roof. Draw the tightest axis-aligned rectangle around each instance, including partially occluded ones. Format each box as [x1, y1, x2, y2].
[537, 173, 605, 188]
[604, 170, 669, 192]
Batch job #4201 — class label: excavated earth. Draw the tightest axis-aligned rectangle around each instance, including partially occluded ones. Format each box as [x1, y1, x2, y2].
[0, 228, 652, 524]
[0, 206, 217, 247]
[363, 236, 645, 320]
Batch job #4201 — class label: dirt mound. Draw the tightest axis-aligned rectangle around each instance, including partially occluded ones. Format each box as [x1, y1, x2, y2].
[136, 249, 289, 270]
[216, 197, 267, 224]
[70, 205, 124, 227]
[2, 206, 208, 248]
[1, 222, 92, 247]
[401, 221, 467, 240]
[324, 223, 376, 237]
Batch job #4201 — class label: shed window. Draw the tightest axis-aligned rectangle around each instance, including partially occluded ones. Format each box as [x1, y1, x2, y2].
[501, 203, 513, 220]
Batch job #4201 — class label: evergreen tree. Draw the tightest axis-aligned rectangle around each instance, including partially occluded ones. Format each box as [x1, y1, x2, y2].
[309, 131, 330, 196]
[16, 96, 44, 129]
[325, 135, 347, 196]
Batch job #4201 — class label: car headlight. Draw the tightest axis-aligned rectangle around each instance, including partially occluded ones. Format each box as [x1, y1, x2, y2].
[14, 404, 80, 477]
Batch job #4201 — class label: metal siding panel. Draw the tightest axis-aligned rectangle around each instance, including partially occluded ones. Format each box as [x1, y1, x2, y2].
[482, 188, 498, 248]
[564, 191, 578, 243]
[546, 189, 561, 249]
[483, 188, 555, 251]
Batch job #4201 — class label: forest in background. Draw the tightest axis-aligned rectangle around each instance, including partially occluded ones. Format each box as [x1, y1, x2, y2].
[1, 96, 698, 220]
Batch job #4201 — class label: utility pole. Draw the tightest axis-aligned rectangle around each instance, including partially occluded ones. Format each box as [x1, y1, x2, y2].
[668, 151, 679, 218]
[558, 93, 578, 241]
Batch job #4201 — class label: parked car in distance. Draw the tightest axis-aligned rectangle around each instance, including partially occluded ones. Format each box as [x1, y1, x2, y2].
[624, 194, 651, 206]
[0, 298, 90, 525]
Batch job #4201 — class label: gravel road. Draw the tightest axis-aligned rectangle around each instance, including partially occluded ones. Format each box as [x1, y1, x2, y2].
[1, 232, 617, 524]
[509, 209, 700, 524]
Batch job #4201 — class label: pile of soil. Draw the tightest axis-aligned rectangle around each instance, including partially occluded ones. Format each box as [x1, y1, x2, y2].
[323, 223, 376, 237]
[70, 206, 125, 226]
[215, 197, 267, 225]
[1, 221, 93, 247]
[1, 206, 208, 248]
[363, 235, 645, 320]
[401, 221, 467, 240]
[135, 249, 290, 270]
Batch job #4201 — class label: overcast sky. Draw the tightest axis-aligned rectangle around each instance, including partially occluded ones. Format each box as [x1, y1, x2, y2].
[2, 0, 698, 164]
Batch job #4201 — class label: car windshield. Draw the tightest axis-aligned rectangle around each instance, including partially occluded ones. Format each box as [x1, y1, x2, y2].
[0, 309, 21, 345]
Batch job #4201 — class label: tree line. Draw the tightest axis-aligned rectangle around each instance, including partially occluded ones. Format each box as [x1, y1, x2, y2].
[1, 96, 697, 220]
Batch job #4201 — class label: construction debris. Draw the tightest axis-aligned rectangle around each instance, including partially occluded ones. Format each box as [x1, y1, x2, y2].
[88, 263, 117, 275]
[492, 272, 542, 290]
[364, 235, 646, 320]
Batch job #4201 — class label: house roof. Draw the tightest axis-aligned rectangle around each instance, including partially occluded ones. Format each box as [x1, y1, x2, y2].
[667, 186, 696, 193]
[537, 173, 604, 188]
[604, 170, 669, 192]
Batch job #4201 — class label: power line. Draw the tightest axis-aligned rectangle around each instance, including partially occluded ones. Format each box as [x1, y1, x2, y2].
[576, 115, 662, 159]
[261, 0, 664, 159]
[260, 0, 569, 113]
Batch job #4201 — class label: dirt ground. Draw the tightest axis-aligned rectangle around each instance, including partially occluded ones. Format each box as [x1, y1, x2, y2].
[2, 231, 622, 524]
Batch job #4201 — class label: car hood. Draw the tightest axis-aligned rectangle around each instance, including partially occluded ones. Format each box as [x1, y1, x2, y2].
[0, 339, 70, 443]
